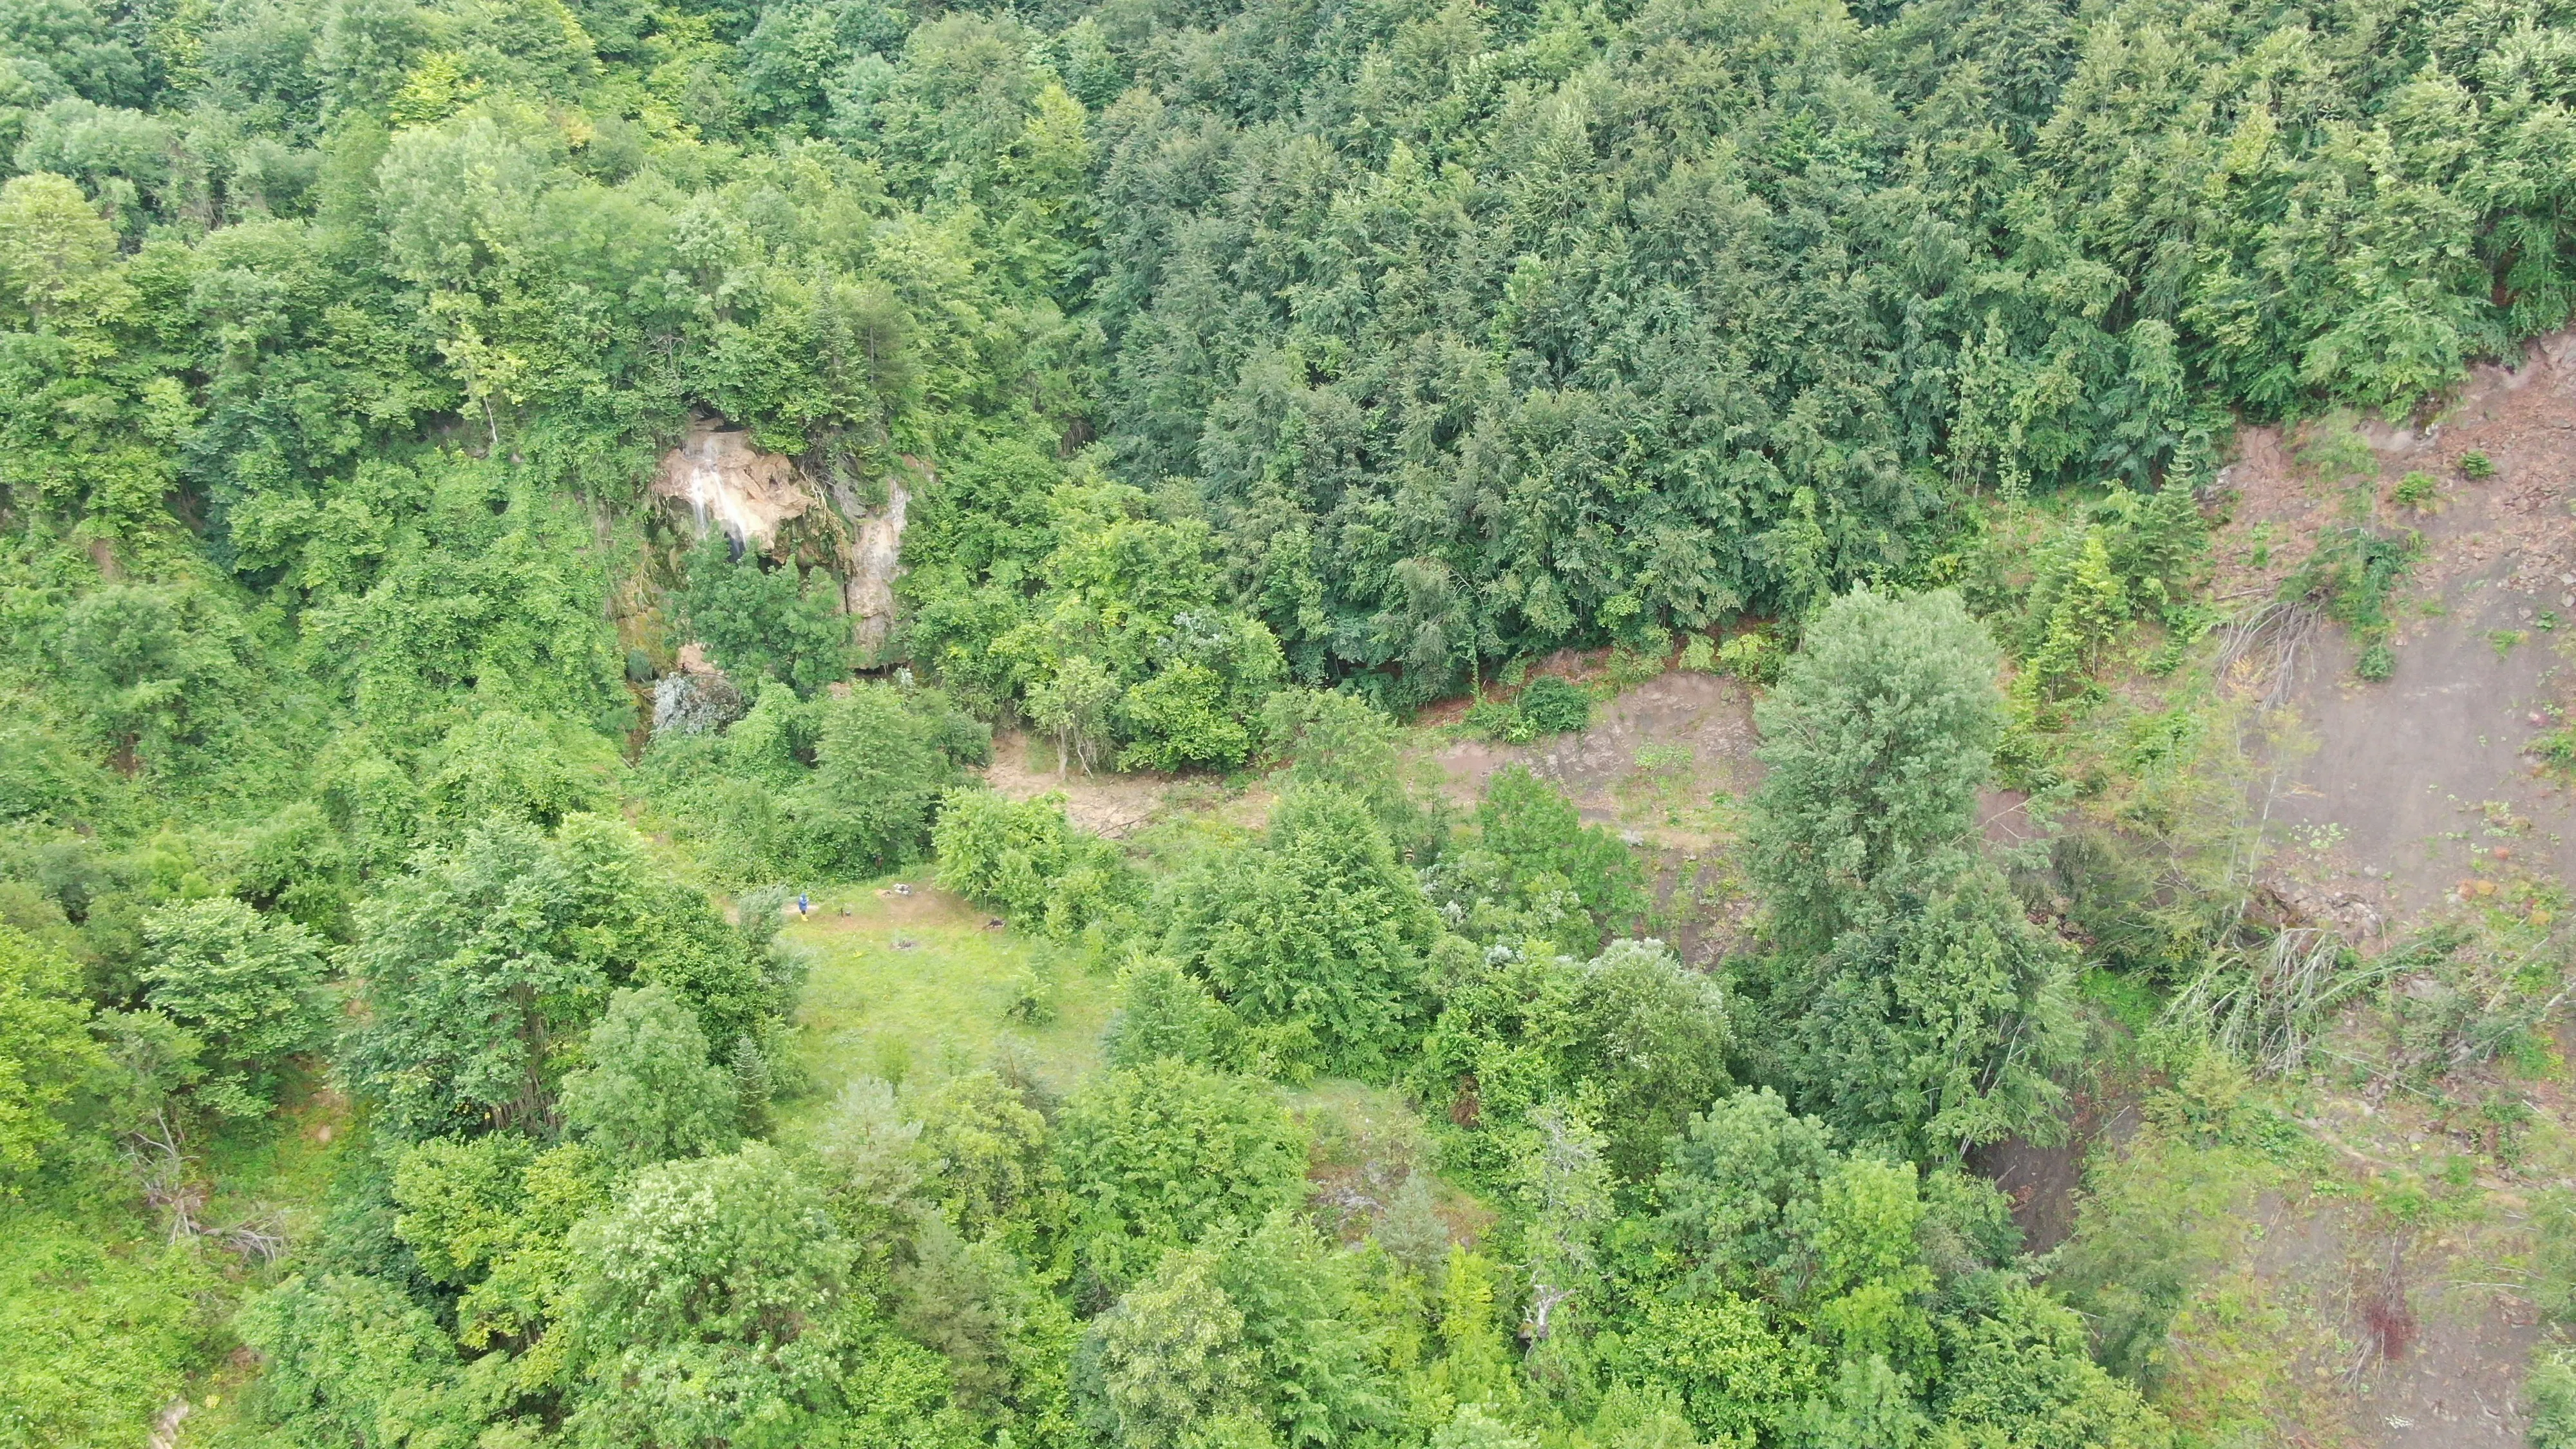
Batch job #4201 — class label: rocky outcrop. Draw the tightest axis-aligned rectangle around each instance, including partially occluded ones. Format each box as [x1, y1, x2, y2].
[653, 424, 811, 547]
[651, 416, 914, 663]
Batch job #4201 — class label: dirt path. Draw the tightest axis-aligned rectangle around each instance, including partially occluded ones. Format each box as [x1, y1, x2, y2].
[978, 731, 1273, 839]
[1430, 671, 1764, 848]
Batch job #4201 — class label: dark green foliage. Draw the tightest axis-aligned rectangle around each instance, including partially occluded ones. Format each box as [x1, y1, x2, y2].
[1763, 877, 2080, 1159]
[679, 538, 851, 696]
[1464, 674, 1597, 744]
[1164, 786, 1443, 1077]
[1750, 589, 2003, 956]
[1514, 676, 1593, 736]
[2285, 525, 2421, 681]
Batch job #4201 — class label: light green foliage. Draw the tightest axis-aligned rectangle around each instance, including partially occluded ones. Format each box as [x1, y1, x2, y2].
[1929, 1284, 2172, 1448]
[1568, 938, 1731, 1179]
[46, 583, 257, 776]
[0, 1220, 211, 1449]
[1261, 687, 1437, 858]
[1165, 786, 1443, 1077]
[2390, 471, 2441, 514]
[1468, 766, 1647, 949]
[1086, 1244, 1256, 1448]
[0, 0, 2524, 1433]
[0, 923, 98, 1175]
[1631, 1088, 2141, 1446]
[1026, 654, 1120, 777]
[2012, 528, 2129, 724]
[1470, 674, 1596, 743]
[1656, 1090, 1846, 1296]
[913, 1067, 1056, 1241]
[1052, 1059, 1307, 1295]
[1750, 589, 2003, 956]
[341, 815, 773, 1140]
[2533, 1345, 2576, 1449]
[1101, 954, 1247, 1072]
[642, 680, 990, 882]
[236, 1273, 478, 1449]
[1716, 633, 1785, 687]
[139, 896, 328, 1115]
[561, 1144, 957, 1449]
[933, 788, 1137, 940]
[421, 708, 620, 831]
[1086, 1213, 1388, 1449]
[1432, 1403, 1542, 1449]
[1512, 1102, 1614, 1341]
[560, 983, 743, 1171]
[909, 478, 1285, 769]
[1415, 935, 1728, 1180]
[813, 1074, 929, 1216]
[390, 1135, 606, 1358]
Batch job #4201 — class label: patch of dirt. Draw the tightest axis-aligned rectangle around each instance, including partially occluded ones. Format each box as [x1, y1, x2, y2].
[2261, 1195, 2541, 1448]
[1970, 1097, 2139, 1253]
[2212, 329, 2576, 919]
[1430, 671, 1764, 846]
[978, 731, 1273, 838]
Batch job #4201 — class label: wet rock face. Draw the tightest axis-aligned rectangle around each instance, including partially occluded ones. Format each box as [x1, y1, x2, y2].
[838, 474, 908, 659]
[652, 417, 912, 663]
[654, 423, 812, 546]
[652, 669, 744, 737]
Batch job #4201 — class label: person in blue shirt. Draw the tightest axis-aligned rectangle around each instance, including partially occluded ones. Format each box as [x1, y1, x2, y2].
[797, 892, 810, 916]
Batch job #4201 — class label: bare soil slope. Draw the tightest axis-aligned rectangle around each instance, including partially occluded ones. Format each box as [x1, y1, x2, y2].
[2218, 333, 2576, 922]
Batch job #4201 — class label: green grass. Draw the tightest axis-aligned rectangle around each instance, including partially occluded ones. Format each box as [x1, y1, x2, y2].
[775, 879, 1112, 1122]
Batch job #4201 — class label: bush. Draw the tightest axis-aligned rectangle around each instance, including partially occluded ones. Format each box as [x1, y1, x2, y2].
[1516, 675, 1593, 735]
[1716, 632, 1785, 685]
[679, 538, 851, 697]
[934, 790, 1139, 941]
[2459, 451, 2496, 480]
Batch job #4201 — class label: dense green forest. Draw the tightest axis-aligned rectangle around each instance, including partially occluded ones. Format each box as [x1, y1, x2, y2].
[4, 0, 2576, 1439]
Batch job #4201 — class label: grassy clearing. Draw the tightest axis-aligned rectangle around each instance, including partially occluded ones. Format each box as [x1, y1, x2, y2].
[775, 880, 1112, 1121]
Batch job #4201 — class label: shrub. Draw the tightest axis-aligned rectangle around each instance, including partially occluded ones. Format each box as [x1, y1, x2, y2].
[2390, 471, 2441, 513]
[1716, 632, 1783, 685]
[1515, 675, 1593, 735]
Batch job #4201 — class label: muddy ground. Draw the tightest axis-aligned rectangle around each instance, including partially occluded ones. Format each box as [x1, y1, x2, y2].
[2221, 333, 2576, 924]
